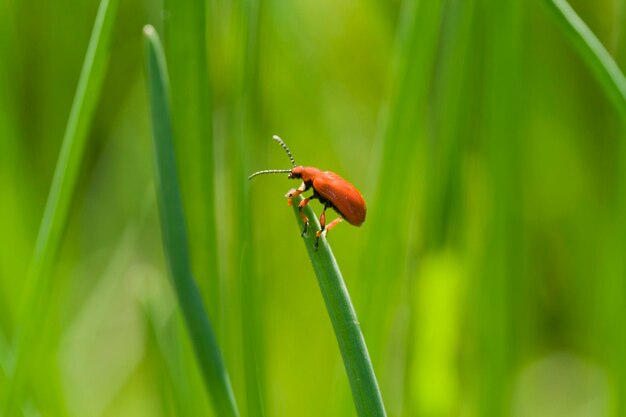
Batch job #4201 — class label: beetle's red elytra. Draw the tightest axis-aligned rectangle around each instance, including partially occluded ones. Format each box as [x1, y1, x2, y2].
[248, 135, 366, 250]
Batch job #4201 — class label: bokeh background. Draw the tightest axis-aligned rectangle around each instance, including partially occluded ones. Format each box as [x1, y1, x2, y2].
[1, 0, 626, 416]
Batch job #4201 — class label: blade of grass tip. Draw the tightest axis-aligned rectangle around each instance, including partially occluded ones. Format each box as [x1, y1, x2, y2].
[143, 25, 240, 417]
[290, 195, 387, 417]
[542, 0, 626, 117]
[2, 0, 120, 413]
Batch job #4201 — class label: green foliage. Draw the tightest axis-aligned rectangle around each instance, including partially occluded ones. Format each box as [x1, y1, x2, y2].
[143, 25, 239, 417]
[2, 0, 119, 413]
[543, 0, 626, 116]
[2, 0, 626, 416]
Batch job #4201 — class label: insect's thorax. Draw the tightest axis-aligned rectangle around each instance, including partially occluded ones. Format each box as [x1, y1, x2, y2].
[297, 166, 324, 183]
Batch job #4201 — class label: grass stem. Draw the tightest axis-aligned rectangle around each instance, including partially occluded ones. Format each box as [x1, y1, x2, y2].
[290, 195, 387, 417]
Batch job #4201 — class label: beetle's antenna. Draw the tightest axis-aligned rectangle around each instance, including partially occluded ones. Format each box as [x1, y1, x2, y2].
[248, 169, 292, 180]
[247, 136, 295, 180]
[273, 135, 296, 167]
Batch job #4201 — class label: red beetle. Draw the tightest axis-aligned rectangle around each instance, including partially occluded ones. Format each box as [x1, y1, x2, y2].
[249, 135, 366, 249]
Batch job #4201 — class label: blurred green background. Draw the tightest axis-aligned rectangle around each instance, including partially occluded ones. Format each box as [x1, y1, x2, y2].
[1, 0, 626, 416]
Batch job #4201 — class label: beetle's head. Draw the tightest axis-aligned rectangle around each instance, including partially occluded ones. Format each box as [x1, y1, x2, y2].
[248, 135, 300, 181]
[288, 166, 304, 179]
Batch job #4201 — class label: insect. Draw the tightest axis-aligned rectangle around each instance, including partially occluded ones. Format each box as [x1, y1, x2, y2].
[249, 135, 366, 250]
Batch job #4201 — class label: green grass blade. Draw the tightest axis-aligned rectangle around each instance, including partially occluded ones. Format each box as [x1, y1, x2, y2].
[2, 0, 120, 412]
[142, 306, 196, 417]
[234, 1, 266, 416]
[359, 0, 446, 364]
[164, 0, 220, 324]
[290, 195, 387, 417]
[143, 25, 240, 417]
[476, 1, 524, 415]
[543, 0, 626, 116]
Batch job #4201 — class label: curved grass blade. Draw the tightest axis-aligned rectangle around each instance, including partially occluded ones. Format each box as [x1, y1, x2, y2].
[290, 195, 387, 417]
[2, 0, 120, 413]
[143, 25, 240, 417]
[542, 0, 626, 116]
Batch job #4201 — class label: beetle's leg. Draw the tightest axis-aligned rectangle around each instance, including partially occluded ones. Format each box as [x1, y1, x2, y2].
[286, 182, 307, 207]
[315, 210, 342, 251]
[314, 205, 328, 251]
[319, 206, 327, 230]
[298, 196, 313, 236]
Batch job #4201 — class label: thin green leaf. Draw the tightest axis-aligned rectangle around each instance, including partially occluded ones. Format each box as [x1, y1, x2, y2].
[2, 0, 120, 413]
[290, 195, 387, 417]
[359, 0, 447, 365]
[234, 1, 266, 416]
[543, 0, 626, 116]
[164, 0, 220, 323]
[143, 25, 240, 417]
